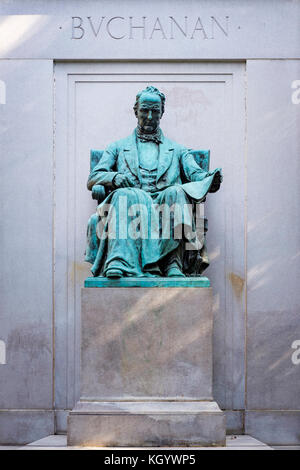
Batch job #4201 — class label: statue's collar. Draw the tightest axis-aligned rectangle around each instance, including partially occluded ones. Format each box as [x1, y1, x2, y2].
[135, 126, 163, 145]
[124, 129, 174, 152]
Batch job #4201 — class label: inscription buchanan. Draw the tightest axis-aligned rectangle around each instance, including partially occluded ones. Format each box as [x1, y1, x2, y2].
[71, 16, 229, 40]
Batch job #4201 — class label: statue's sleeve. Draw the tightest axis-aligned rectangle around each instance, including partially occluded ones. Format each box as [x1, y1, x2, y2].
[180, 149, 207, 182]
[87, 142, 119, 190]
[179, 148, 222, 201]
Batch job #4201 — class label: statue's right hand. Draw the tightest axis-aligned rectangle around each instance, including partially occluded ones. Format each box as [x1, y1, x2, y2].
[113, 174, 134, 188]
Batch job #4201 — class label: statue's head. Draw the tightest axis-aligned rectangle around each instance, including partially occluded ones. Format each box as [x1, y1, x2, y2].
[133, 86, 165, 134]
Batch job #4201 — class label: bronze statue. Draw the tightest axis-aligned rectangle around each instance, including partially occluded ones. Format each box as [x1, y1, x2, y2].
[85, 86, 222, 278]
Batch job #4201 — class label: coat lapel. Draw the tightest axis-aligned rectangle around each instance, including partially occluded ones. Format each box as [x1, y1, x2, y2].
[123, 131, 140, 180]
[123, 130, 174, 183]
[156, 132, 174, 182]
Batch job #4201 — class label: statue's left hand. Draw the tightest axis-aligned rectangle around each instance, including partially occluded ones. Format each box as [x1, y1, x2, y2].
[209, 171, 223, 193]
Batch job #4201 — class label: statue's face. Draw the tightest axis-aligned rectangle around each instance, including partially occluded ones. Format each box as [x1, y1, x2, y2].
[136, 93, 162, 134]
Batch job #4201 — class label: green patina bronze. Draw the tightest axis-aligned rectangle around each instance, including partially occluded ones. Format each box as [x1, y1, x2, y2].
[85, 86, 222, 280]
[84, 276, 210, 288]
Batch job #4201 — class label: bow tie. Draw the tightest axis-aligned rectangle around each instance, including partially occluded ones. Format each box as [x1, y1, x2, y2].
[136, 127, 162, 145]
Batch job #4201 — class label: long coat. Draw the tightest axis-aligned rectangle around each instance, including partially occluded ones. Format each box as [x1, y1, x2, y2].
[86, 130, 221, 276]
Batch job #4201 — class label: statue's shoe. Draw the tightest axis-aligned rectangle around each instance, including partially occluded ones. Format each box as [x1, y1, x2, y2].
[106, 268, 123, 279]
[142, 272, 160, 278]
[165, 266, 185, 277]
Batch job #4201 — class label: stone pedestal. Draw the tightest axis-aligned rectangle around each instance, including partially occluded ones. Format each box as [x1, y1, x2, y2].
[68, 280, 225, 446]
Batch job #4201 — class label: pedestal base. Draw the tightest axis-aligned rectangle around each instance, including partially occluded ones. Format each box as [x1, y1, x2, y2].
[68, 401, 225, 447]
[68, 286, 226, 446]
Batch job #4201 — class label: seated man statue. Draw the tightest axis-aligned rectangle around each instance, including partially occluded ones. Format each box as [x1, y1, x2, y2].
[85, 86, 222, 278]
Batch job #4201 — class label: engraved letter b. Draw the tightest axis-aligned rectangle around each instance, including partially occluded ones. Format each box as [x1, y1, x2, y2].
[72, 17, 85, 39]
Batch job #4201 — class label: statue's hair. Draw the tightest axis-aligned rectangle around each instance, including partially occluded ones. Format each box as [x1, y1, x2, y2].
[133, 86, 165, 116]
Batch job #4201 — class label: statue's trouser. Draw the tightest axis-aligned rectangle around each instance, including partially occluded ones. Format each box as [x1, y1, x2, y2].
[86, 185, 199, 277]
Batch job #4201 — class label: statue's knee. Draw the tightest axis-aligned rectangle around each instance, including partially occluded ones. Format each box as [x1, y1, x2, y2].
[114, 188, 133, 198]
[113, 188, 144, 204]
